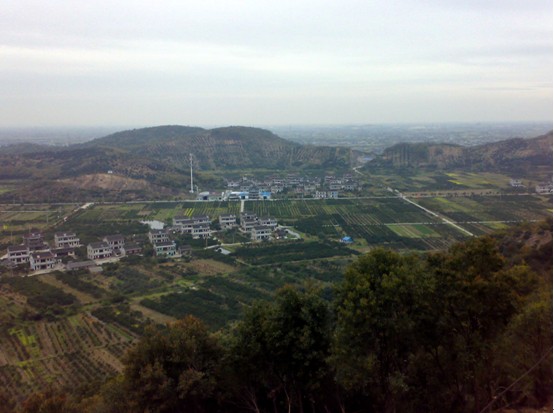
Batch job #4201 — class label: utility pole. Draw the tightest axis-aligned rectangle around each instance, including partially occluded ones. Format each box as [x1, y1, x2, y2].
[189, 153, 194, 194]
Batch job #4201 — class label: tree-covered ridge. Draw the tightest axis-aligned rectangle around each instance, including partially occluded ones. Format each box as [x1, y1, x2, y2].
[0, 125, 355, 173]
[0, 125, 358, 202]
[376, 131, 553, 173]
[83, 125, 355, 170]
[9, 220, 553, 413]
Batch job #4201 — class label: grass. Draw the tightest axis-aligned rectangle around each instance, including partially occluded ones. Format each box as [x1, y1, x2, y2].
[387, 224, 441, 238]
[444, 172, 512, 189]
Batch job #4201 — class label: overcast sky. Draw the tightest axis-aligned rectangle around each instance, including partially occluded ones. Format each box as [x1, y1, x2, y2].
[1, 0, 552, 127]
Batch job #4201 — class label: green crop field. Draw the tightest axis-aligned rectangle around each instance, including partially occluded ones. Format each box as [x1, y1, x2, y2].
[0, 205, 76, 245]
[63, 195, 552, 252]
[443, 172, 511, 189]
[1, 192, 551, 404]
[416, 194, 552, 235]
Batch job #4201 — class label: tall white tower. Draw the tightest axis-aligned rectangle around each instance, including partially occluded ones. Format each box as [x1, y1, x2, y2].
[189, 153, 194, 193]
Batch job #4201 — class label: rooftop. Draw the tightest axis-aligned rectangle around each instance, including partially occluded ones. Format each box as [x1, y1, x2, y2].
[31, 251, 54, 259]
[89, 241, 110, 249]
[8, 245, 28, 252]
[104, 235, 124, 242]
[55, 232, 77, 237]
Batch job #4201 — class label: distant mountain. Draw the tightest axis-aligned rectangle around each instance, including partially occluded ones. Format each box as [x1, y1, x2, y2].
[0, 125, 358, 202]
[0, 142, 56, 155]
[80, 125, 356, 170]
[373, 131, 553, 173]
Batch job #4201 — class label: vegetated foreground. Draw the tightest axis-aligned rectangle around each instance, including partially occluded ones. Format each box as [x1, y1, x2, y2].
[0, 219, 552, 413]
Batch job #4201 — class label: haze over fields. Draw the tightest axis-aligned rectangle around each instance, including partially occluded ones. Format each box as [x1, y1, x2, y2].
[1, 1, 552, 127]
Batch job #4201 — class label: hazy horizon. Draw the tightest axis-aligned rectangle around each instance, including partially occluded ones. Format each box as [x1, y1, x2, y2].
[1, 1, 552, 127]
[0, 121, 551, 150]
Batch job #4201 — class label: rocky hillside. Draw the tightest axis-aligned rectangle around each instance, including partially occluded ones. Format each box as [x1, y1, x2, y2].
[0, 125, 358, 202]
[375, 131, 553, 173]
[80, 125, 356, 170]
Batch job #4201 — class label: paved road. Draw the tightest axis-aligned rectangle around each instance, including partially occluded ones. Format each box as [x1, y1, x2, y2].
[0, 191, 548, 207]
[399, 195, 475, 237]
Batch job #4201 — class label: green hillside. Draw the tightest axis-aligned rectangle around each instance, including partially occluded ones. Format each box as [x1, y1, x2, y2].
[0, 125, 358, 202]
[372, 131, 553, 173]
[83, 125, 355, 170]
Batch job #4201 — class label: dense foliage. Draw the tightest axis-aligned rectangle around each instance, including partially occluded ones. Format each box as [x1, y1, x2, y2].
[5, 277, 77, 315]
[54, 271, 106, 299]
[12, 223, 553, 413]
[233, 240, 356, 265]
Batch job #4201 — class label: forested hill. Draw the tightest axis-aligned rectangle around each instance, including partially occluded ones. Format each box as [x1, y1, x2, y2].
[373, 131, 553, 173]
[81, 125, 356, 170]
[0, 125, 358, 201]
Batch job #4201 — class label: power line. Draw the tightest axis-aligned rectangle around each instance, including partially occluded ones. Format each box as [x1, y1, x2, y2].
[479, 346, 553, 413]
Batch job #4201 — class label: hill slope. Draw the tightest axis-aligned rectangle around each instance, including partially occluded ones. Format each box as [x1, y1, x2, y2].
[0, 125, 358, 202]
[374, 131, 553, 173]
[81, 125, 355, 170]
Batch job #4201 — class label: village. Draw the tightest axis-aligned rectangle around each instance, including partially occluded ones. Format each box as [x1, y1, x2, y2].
[0, 210, 296, 275]
[195, 173, 362, 201]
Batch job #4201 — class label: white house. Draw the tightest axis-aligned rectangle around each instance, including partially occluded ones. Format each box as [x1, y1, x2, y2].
[30, 251, 60, 271]
[23, 232, 48, 251]
[149, 229, 169, 244]
[252, 226, 272, 241]
[54, 232, 80, 248]
[191, 224, 211, 239]
[219, 214, 237, 228]
[87, 242, 112, 260]
[536, 183, 553, 194]
[7, 245, 30, 264]
[173, 215, 210, 226]
[240, 211, 257, 222]
[241, 219, 258, 233]
[258, 217, 278, 228]
[154, 241, 178, 257]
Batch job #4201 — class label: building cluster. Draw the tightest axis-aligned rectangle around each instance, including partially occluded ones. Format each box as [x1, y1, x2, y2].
[218, 173, 360, 201]
[148, 229, 184, 257]
[171, 215, 212, 239]
[86, 235, 142, 261]
[510, 179, 553, 194]
[2, 230, 143, 273]
[2, 210, 287, 274]
[509, 179, 525, 188]
[4, 231, 80, 271]
[224, 211, 279, 241]
[535, 182, 553, 194]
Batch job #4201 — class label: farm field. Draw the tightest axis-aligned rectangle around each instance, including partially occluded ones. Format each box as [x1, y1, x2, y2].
[69, 198, 464, 250]
[0, 248, 353, 403]
[416, 194, 552, 236]
[73, 201, 241, 224]
[0, 192, 551, 404]
[0, 312, 136, 402]
[30, 194, 552, 251]
[0, 204, 77, 246]
[443, 171, 513, 189]
[366, 169, 548, 194]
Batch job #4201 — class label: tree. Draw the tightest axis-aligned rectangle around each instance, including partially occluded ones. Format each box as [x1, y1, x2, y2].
[0, 390, 15, 413]
[331, 248, 431, 412]
[18, 388, 78, 413]
[492, 288, 552, 409]
[228, 284, 333, 413]
[123, 316, 223, 413]
[408, 237, 535, 413]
